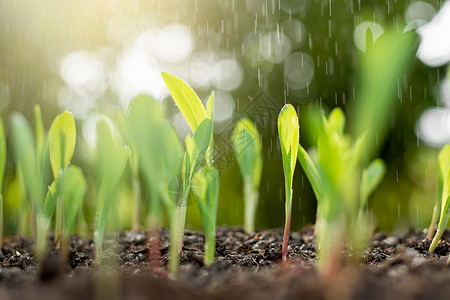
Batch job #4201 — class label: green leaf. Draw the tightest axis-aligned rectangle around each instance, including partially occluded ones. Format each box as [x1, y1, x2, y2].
[349, 30, 416, 162]
[161, 121, 183, 205]
[10, 113, 43, 209]
[190, 118, 213, 176]
[95, 119, 130, 263]
[49, 111, 76, 178]
[193, 167, 220, 210]
[34, 105, 45, 167]
[231, 118, 263, 190]
[95, 120, 130, 221]
[43, 175, 61, 220]
[206, 92, 214, 118]
[62, 165, 87, 234]
[438, 145, 450, 222]
[325, 107, 345, 136]
[205, 92, 214, 167]
[360, 159, 386, 209]
[278, 104, 299, 188]
[430, 195, 450, 252]
[297, 145, 324, 203]
[278, 104, 299, 260]
[162, 72, 208, 132]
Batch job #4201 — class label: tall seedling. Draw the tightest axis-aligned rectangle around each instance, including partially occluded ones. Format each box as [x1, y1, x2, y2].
[125, 95, 184, 268]
[277, 104, 299, 261]
[231, 119, 262, 233]
[94, 120, 130, 264]
[125, 96, 167, 231]
[60, 165, 87, 259]
[48, 111, 76, 246]
[192, 93, 220, 265]
[297, 107, 385, 277]
[117, 111, 141, 231]
[162, 72, 213, 274]
[11, 113, 46, 258]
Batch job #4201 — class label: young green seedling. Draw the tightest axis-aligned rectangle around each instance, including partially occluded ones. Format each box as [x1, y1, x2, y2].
[428, 145, 450, 253]
[192, 93, 220, 266]
[124, 95, 167, 231]
[117, 111, 141, 231]
[60, 165, 87, 259]
[159, 120, 184, 274]
[125, 95, 184, 269]
[162, 72, 214, 274]
[177, 118, 212, 254]
[33, 105, 51, 239]
[231, 119, 262, 233]
[48, 111, 76, 246]
[94, 120, 130, 265]
[10, 113, 47, 258]
[277, 104, 299, 262]
[0, 119, 6, 248]
[297, 107, 386, 276]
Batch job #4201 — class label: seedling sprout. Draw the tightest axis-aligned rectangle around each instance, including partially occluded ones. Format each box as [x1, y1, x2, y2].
[162, 72, 215, 274]
[231, 119, 263, 234]
[297, 107, 385, 276]
[277, 104, 299, 262]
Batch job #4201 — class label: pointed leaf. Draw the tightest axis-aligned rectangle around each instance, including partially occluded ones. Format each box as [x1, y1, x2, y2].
[360, 159, 386, 208]
[43, 175, 61, 220]
[49, 111, 76, 178]
[278, 104, 299, 187]
[162, 72, 208, 132]
[205, 92, 214, 166]
[231, 118, 263, 190]
[297, 145, 324, 203]
[34, 105, 45, 166]
[439, 145, 450, 215]
[62, 165, 87, 234]
[191, 118, 213, 175]
[10, 113, 44, 209]
[325, 107, 345, 136]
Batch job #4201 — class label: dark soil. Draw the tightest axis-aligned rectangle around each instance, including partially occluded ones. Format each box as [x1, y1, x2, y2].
[1, 226, 450, 300]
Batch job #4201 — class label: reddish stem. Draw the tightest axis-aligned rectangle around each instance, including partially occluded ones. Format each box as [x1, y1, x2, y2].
[281, 210, 292, 261]
[148, 228, 161, 269]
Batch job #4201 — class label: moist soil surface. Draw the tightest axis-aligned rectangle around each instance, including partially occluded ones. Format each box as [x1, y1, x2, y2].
[1, 226, 450, 300]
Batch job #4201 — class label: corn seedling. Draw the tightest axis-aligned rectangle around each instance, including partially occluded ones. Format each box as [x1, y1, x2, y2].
[60, 165, 87, 258]
[11, 112, 49, 258]
[277, 104, 299, 262]
[117, 111, 142, 231]
[231, 119, 262, 233]
[124, 95, 168, 231]
[428, 145, 450, 254]
[297, 107, 385, 277]
[94, 120, 130, 264]
[192, 93, 220, 265]
[162, 72, 215, 274]
[48, 111, 76, 247]
[124, 95, 184, 269]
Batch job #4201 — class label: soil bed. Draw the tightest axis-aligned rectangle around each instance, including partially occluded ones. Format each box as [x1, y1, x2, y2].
[1, 226, 450, 300]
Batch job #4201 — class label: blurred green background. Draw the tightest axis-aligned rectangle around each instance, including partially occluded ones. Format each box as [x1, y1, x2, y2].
[0, 0, 449, 235]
